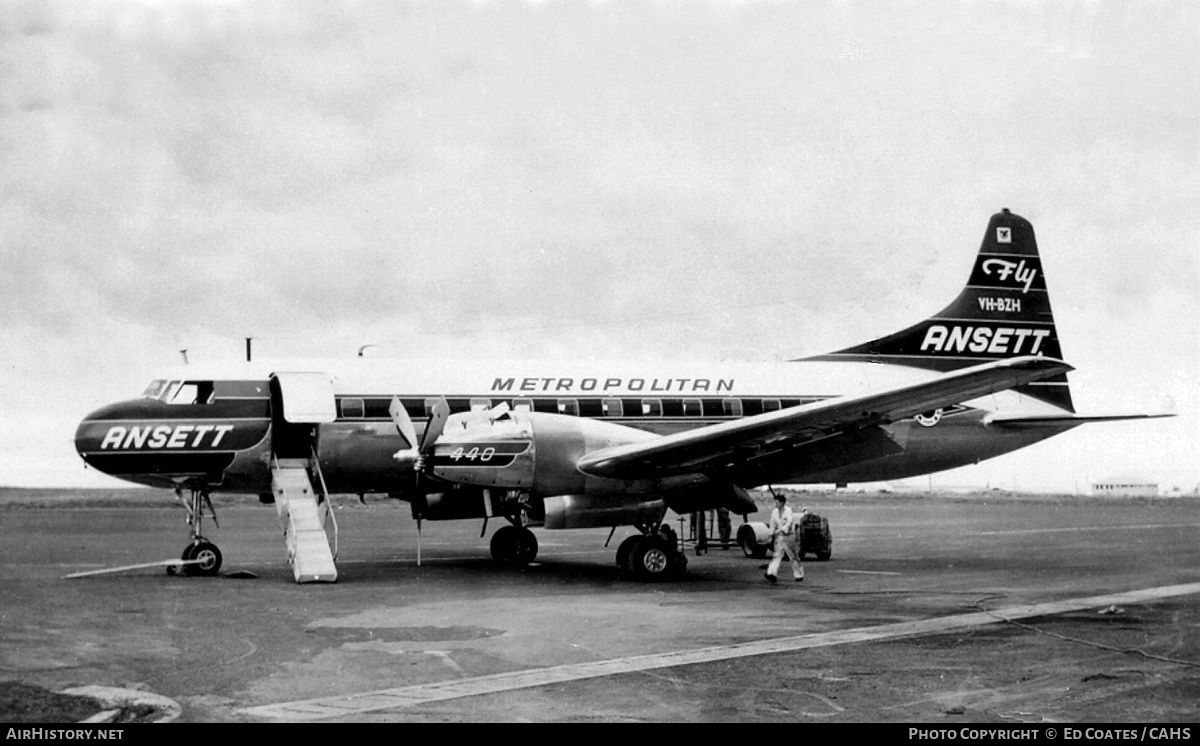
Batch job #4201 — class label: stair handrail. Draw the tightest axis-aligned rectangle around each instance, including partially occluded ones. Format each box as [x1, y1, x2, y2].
[310, 446, 338, 560]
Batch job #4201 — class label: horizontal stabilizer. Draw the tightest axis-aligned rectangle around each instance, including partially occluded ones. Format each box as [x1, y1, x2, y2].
[985, 411, 1175, 428]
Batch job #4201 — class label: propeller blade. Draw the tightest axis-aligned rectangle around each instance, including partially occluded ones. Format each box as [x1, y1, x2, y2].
[395, 398, 449, 520]
[421, 397, 451, 453]
[389, 396, 419, 449]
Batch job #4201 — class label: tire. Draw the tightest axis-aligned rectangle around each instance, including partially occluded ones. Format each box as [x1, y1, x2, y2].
[490, 525, 516, 565]
[616, 535, 642, 575]
[183, 541, 222, 576]
[629, 536, 684, 582]
[491, 525, 537, 567]
[514, 527, 538, 564]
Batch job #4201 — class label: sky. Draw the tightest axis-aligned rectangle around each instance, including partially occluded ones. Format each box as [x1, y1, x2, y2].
[1, 0, 1197, 493]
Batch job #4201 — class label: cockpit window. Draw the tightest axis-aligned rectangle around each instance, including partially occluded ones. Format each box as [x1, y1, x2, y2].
[142, 380, 168, 399]
[167, 381, 216, 405]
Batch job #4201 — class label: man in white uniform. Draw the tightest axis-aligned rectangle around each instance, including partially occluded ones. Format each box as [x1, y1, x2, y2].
[765, 494, 804, 583]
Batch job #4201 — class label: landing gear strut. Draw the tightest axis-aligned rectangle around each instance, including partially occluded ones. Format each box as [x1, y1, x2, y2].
[617, 523, 687, 581]
[169, 486, 223, 576]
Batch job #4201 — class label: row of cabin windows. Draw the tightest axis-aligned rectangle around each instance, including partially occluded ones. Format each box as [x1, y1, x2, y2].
[138, 381, 811, 419]
[337, 396, 809, 420]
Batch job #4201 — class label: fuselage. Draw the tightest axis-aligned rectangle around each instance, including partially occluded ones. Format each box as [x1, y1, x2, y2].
[74, 357, 1076, 496]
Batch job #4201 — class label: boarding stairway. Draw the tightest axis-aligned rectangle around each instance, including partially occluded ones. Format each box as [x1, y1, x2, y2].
[271, 455, 338, 583]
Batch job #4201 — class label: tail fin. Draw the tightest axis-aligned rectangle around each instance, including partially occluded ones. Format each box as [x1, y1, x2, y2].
[804, 209, 1074, 412]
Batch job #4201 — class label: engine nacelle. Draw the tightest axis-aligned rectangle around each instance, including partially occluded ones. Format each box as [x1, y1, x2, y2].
[543, 494, 666, 529]
[429, 407, 657, 498]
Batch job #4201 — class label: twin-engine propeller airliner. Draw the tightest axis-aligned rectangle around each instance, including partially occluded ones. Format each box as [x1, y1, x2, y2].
[74, 210, 1168, 583]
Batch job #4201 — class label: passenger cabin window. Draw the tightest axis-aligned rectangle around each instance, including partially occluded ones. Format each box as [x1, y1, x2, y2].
[642, 399, 662, 417]
[214, 381, 269, 398]
[722, 398, 743, 417]
[142, 380, 167, 399]
[762, 398, 781, 412]
[683, 398, 703, 416]
[557, 399, 579, 416]
[602, 398, 623, 417]
[341, 398, 364, 418]
[470, 398, 491, 412]
[512, 398, 533, 411]
[168, 381, 215, 405]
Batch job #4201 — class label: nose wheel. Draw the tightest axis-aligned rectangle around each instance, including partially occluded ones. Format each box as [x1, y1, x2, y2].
[169, 486, 223, 577]
[181, 540, 223, 576]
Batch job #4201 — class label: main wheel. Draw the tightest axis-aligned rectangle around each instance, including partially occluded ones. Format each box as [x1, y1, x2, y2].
[183, 540, 222, 576]
[490, 525, 517, 565]
[616, 535, 642, 575]
[491, 525, 538, 567]
[629, 536, 685, 582]
[513, 527, 538, 564]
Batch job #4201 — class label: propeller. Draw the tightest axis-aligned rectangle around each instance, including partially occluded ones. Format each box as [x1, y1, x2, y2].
[390, 396, 450, 485]
[390, 396, 450, 566]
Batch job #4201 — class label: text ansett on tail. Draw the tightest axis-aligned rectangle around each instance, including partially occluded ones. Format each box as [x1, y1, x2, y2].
[920, 325, 1052, 356]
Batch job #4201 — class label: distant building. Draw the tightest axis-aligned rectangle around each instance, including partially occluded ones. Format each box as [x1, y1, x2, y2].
[1092, 477, 1158, 497]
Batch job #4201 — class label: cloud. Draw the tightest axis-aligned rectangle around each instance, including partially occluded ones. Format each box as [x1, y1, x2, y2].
[0, 1, 1195, 487]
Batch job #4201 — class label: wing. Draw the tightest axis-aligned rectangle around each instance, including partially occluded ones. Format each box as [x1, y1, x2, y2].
[577, 355, 1074, 480]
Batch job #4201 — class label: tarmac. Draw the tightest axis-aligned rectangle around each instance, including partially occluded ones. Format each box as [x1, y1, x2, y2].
[1, 490, 1197, 723]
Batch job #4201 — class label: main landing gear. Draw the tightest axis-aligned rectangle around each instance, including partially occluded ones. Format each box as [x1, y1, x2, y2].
[487, 492, 539, 568]
[490, 523, 539, 567]
[168, 486, 223, 577]
[616, 523, 687, 582]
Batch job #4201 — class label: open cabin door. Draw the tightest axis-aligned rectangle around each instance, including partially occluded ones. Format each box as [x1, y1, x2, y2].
[269, 372, 336, 459]
[267, 372, 339, 583]
[270, 372, 337, 425]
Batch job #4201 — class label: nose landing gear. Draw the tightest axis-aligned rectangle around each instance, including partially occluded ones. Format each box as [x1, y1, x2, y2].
[168, 487, 223, 576]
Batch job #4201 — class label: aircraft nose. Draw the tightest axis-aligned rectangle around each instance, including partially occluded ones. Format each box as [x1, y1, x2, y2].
[75, 406, 110, 467]
[75, 400, 142, 470]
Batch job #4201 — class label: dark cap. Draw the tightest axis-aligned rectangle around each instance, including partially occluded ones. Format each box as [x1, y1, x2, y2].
[773, 494, 786, 502]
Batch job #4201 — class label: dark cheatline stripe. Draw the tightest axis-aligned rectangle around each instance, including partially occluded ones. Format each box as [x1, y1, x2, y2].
[80, 452, 236, 475]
